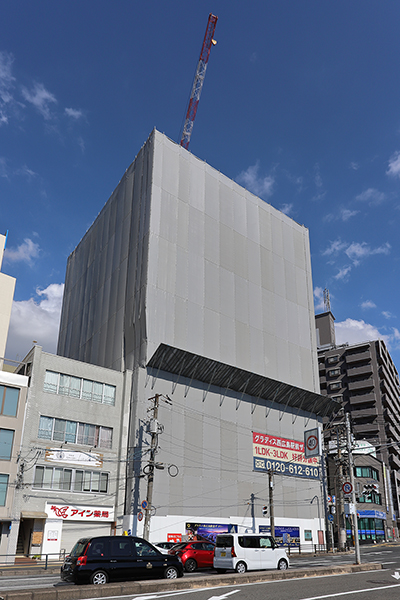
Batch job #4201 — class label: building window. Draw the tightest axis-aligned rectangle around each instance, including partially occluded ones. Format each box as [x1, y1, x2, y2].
[0, 386, 19, 417]
[0, 474, 9, 505]
[329, 382, 341, 391]
[331, 395, 343, 402]
[328, 369, 341, 377]
[43, 371, 116, 406]
[38, 416, 112, 449]
[0, 429, 14, 460]
[355, 466, 379, 480]
[327, 356, 339, 364]
[33, 466, 108, 493]
[358, 492, 381, 505]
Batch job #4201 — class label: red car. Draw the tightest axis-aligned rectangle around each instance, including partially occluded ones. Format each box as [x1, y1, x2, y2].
[168, 541, 215, 572]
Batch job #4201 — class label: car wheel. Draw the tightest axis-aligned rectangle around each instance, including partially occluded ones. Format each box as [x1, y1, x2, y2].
[235, 561, 247, 574]
[164, 566, 179, 579]
[90, 569, 109, 584]
[278, 559, 288, 570]
[216, 568, 227, 574]
[185, 558, 197, 572]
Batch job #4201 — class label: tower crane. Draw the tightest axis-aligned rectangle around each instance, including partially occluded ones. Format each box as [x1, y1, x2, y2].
[180, 13, 218, 150]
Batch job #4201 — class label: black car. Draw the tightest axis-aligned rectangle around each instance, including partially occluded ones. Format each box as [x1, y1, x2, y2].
[60, 535, 184, 584]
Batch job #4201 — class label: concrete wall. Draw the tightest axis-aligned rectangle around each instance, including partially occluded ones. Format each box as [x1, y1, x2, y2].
[0, 233, 16, 361]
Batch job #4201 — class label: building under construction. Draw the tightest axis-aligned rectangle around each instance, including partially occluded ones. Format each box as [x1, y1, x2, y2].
[57, 129, 337, 544]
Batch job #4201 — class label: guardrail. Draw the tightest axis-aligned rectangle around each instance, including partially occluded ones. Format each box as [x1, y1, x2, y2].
[0, 550, 66, 569]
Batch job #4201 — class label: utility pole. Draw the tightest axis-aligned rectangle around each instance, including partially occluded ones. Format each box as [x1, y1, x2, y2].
[142, 394, 172, 541]
[346, 412, 361, 564]
[336, 427, 346, 550]
[269, 470, 275, 538]
[250, 492, 255, 533]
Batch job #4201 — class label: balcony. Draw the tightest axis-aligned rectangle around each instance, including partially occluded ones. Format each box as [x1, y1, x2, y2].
[385, 423, 400, 442]
[353, 422, 380, 435]
[348, 378, 374, 392]
[349, 393, 376, 405]
[347, 364, 373, 378]
[351, 407, 378, 419]
[345, 350, 371, 364]
[389, 452, 400, 471]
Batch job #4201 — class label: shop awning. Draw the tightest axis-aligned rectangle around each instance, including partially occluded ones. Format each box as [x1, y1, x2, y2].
[21, 511, 48, 519]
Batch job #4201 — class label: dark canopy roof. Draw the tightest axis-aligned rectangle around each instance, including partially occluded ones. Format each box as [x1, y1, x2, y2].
[147, 344, 339, 418]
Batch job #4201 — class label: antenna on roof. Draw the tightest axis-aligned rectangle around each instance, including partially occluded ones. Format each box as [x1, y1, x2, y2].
[323, 288, 331, 312]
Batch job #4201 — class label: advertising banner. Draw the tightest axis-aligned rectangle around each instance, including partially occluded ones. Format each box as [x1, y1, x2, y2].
[259, 525, 300, 547]
[46, 502, 114, 521]
[253, 431, 320, 479]
[185, 522, 237, 543]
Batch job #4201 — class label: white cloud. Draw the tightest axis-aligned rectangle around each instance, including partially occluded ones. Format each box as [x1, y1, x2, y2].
[387, 151, 400, 179]
[313, 287, 325, 312]
[335, 318, 388, 346]
[65, 107, 84, 120]
[5, 283, 64, 360]
[340, 208, 358, 221]
[334, 265, 352, 281]
[382, 311, 393, 319]
[279, 203, 293, 216]
[322, 239, 348, 256]
[345, 241, 390, 266]
[0, 50, 15, 125]
[349, 162, 359, 170]
[361, 300, 376, 310]
[236, 162, 274, 198]
[355, 188, 385, 205]
[4, 238, 40, 265]
[0, 156, 8, 178]
[21, 82, 57, 120]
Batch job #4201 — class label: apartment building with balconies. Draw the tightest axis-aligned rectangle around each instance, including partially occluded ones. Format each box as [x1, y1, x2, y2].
[316, 311, 400, 534]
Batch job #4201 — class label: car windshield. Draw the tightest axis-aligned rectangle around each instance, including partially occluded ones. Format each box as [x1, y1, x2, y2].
[69, 538, 90, 557]
[171, 542, 187, 550]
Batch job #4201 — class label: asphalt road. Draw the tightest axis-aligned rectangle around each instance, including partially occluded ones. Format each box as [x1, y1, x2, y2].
[0, 545, 399, 595]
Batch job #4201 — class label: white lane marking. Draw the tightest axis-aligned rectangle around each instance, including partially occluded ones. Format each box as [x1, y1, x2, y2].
[392, 571, 400, 580]
[298, 583, 400, 600]
[207, 591, 239, 600]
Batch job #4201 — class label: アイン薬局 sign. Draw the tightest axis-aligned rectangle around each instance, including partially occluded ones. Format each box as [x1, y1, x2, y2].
[253, 432, 320, 479]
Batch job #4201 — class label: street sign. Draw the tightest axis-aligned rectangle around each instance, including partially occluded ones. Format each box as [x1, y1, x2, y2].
[141, 500, 148, 509]
[327, 495, 332, 503]
[327, 514, 334, 522]
[137, 511, 144, 521]
[342, 482, 353, 494]
[304, 428, 321, 458]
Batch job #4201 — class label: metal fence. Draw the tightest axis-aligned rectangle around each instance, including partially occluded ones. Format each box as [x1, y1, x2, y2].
[0, 550, 66, 569]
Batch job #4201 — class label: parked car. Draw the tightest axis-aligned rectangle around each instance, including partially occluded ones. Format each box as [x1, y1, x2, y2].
[168, 540, 215, 572]
[155, 541, 179, 554]
[61, 535, 184, 584]
[213, 533, 289, 573]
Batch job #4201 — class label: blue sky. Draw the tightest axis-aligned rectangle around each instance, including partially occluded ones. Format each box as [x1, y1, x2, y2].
[1, 1, 400, 370]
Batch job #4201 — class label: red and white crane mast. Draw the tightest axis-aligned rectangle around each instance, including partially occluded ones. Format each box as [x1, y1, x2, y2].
[180, 13, 218, 150]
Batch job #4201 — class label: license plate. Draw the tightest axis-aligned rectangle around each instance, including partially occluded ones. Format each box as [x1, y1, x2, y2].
[221, 551, 226, 557]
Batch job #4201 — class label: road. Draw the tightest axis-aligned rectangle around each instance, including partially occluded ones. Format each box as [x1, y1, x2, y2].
[0, 545, 399, 595]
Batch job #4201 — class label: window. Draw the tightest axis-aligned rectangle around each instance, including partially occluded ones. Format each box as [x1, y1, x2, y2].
[37, 416, 112, 449]
[328, 369, 341, 377]
[0, 474, 9, 505]
[33, 465, 109, 493]
[0, 429, 14, 460]
[355, 466, 379, 480]
[332, 395, 343, 402]
[327, 356, 339, 364]
[0, 386, 19, 417]
[43, 371, 116, 406]
[358, 492, 381, 505]
[330, 382, 341, 391]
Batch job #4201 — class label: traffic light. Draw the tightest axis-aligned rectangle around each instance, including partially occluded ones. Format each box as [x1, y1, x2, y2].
[262, 505, 268, 516]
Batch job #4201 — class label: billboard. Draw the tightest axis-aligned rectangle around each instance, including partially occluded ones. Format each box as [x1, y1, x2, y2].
[259, 525, 300, 547]
[185, 522, 237, 543]
[253, 431, 320, 479]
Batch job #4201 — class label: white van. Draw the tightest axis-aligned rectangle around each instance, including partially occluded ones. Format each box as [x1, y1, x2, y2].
[213, 533, 289, 573]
